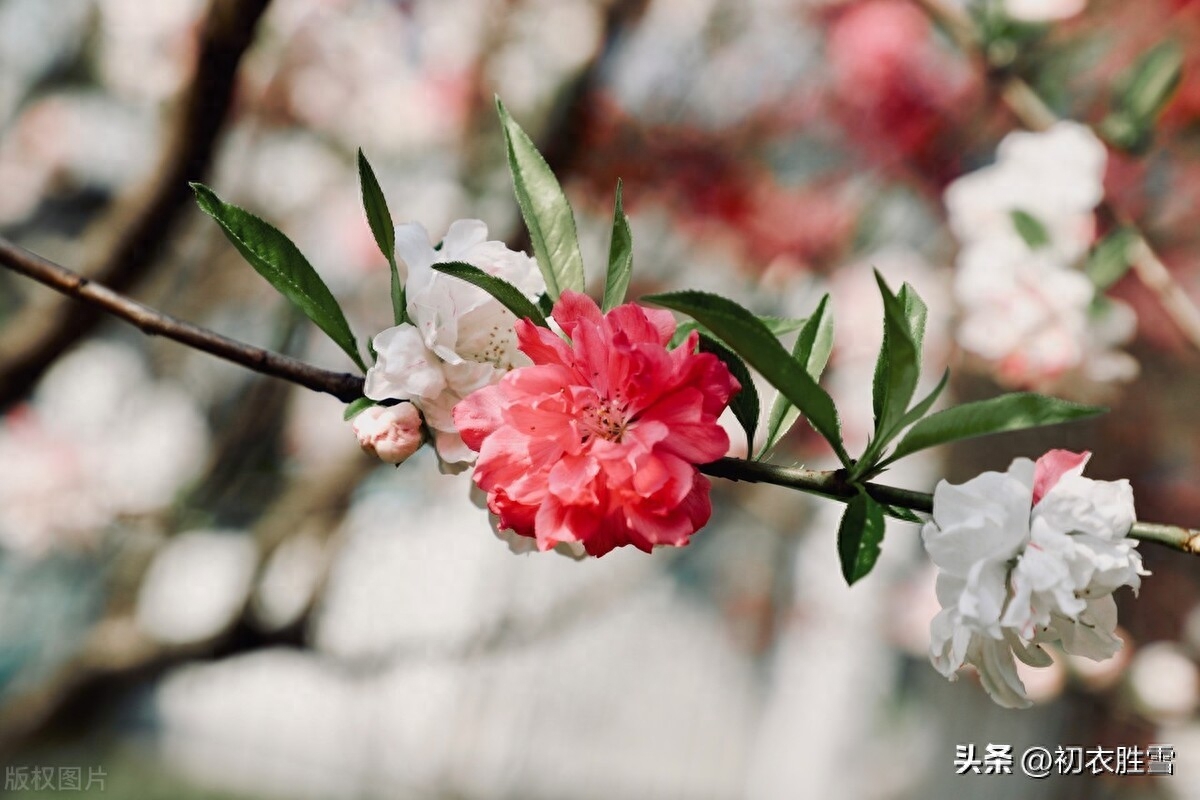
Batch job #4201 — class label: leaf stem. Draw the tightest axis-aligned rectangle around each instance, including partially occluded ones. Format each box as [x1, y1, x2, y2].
[700, 458, 932, 512]
[698, 457, 1199, 556]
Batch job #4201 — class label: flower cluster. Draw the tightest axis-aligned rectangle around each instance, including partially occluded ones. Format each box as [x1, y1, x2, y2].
[454, 291, 739, 557]
[923, 449, 1146, 708]
[362, 220, 545, 469]
[945, 122, 1137, 395]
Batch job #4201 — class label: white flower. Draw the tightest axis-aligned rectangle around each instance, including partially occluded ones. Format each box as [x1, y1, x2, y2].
[946, 122, 1105, 264]
[363, 220, 545, 469]
[1004, 0, 1087, 23]
[923, 450, 1146, 708]
[351, 403, 424, 464]
[946, 122, 1137, 396]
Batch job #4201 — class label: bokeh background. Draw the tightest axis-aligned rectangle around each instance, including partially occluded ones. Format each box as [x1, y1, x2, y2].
[2, 0, 1200, 797]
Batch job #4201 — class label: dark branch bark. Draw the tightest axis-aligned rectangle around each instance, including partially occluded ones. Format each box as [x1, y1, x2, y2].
[0, 0, 274, 410]
[0, 236, 364, 402]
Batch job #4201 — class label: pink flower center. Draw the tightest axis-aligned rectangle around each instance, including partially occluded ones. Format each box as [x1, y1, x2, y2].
[581, 399, 629, 443]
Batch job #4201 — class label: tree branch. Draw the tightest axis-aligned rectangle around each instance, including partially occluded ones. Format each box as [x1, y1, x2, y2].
[0, 235, 1195, 555]
[699, 458, 1200, 555]
[911, 0, 1200, 352]
[0, 236, 363, 403]
[0, 0, 274, 411]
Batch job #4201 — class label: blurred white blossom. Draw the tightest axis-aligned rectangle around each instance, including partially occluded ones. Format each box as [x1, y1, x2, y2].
[947, 0, 1087, 23]
[946, 122, 1137, 395]
[1128, 642, 1200, 720]
[136, 530, 258, 645]
[1003, 0, 1087, 23]
[363, 220, 544, 469]
[923, 450, 1145, 708]
[0, 341, 209, 556]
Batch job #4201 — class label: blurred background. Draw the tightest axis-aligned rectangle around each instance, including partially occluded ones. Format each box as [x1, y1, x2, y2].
[2, 0, 1200, 797]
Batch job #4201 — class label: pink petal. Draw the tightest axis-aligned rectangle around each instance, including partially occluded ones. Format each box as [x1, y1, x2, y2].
[548, 455, 601, 505]
[550, 290, 603, 338]
[515, 319, 572, 366]
[1032, 449, 1091, 505]
[453, 384, 506, 451]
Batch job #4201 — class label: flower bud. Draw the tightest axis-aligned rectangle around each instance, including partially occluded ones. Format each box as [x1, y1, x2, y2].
[351, 403, 423, 464]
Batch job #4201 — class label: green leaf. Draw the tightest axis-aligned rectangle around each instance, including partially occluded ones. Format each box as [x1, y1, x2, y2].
[344, 397, 378, 421]
[1010, 209, 1051, 250]
[902, 284, 927, 357]
[887, 368, 949, 443]
[357, 149, 406, 325]
[871, 273, 921, 444]
[887, 392, 1105, 464]
[496, 98, 585, 300]
[879, 503, 922, 524]
[670, 316, 807, 351]
[644, 290, 849, 466]
[1086, 228, 1137, 290]
[1102, 42, 1183, 153]
[192, 183, 366, 371]
[668, 320, 699, 350]
[759, 316, 810, 336]
[1122, 42, 1183, 125]
[838, 486, 886, 585]
[432, 261, 549, 328]
[697, 333, 759, 455]
[537, 293, 555, 317]
[760, 295, 834, 457]
[602, 179, 633, 312]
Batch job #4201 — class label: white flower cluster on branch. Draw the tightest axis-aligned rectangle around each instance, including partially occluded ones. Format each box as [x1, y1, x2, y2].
[363, 220, 545, 469]
[946, 122, 1137, 395]
[923, 449, 1146, 708]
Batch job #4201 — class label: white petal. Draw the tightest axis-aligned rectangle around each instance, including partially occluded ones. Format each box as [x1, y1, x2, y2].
[440, 219, 489, 258]
[1050, 597, 1123, 661]
[972, 636, 1033, 709]
[364, 325, 446, 401]
[922, 459, 1034, 573]
[394, 222, 435, 290]
[1036, 473, 1136, 540]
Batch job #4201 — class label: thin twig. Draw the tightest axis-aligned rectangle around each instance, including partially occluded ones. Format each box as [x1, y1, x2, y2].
[0, 237, 1195, 554]
[0, 236, 364, 403]
[699, 458, 934, 513]
[0, 0, 274, 410]
[912, 0, 1200, 351]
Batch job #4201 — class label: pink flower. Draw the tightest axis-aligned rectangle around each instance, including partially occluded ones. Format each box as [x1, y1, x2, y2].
[453, 291, 740, 557]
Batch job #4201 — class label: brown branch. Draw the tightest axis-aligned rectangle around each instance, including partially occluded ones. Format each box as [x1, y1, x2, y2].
[912, 0, 1200, 351]
[4, 234, 1200, 555]
[0, 0, 274, 411]
[0, 236, 364, 403]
